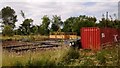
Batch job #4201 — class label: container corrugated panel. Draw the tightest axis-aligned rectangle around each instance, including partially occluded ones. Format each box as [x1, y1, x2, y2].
[101, 28, 112, 44]
[101, 28, 118, 44]
[81, 27, 118, 50]
[81, 27, 101, 50]
[111, 29, 118, 42]
[118, 29, 120, 41]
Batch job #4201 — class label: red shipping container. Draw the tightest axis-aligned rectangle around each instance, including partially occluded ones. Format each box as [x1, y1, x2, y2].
[81, 27, 101, 50]
[81, 27, 119, 50]
[118, 29, 120, 42]
[101, 28, 118, 44]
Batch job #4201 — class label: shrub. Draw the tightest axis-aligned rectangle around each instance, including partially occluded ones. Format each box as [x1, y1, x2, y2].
[61, 47, 80, 64]
[43, 60, 56, 67]
[25, 58, 57, 67]
[13, 61, 23, 68]
[25, 59, 33, 67]
[6, 38, 12, 41]
[2, 25, 14, 36]
[96, 52, 106, 65]
[81, 59, 94, 66]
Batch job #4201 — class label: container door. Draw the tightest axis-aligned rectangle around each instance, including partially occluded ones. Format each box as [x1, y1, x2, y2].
[81, 27, 101, 50]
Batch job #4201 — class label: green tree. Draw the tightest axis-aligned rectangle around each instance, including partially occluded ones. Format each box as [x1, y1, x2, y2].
[50, 23, 59, 32]
[14, 28, 22, 35]
[39, 15, 50, 35]
[99, 18, 114, 28]
[31, 25, 38, 35]
[50, 15, 63, 32]
[62, 17, 76, 32]
[74, 16, 96, 35]
[97, 12, 120, 28]
[2, 25, 14, 36]
[1, 6, 17, 28]
[63, 15, 96, 35]
[114, 19, 120, 28]
[20, 19, 33, 35]
[98, 18, 120, 28]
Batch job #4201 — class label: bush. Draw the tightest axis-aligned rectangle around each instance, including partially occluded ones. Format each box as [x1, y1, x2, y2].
[13, 61, 23, 68]
[81, 59, 94, 66]
[2, 25, 14, 36]
[96, 52, 106, 65]
[61, 47, 80, 64]
[5, 38, 12, 41]
[25, 58, 57, 67]
[25, 59, 33, 67]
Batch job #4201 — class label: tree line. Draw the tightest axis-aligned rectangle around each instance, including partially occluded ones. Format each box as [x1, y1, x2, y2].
[0, 6, 120, 36]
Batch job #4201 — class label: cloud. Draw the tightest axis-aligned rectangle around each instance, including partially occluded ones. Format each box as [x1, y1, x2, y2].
[0, 0, 119, 2]
[0, 2, 118, 28]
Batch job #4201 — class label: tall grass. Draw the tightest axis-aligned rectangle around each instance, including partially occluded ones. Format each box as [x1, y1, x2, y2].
[2, 46, 81, 66]
[61, 47, 80, 65]
[96, 51, 106, 65]
[1, 35, 49, 42]
[2, 43, 119, 66]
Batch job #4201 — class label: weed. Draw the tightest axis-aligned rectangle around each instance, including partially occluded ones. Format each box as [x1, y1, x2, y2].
[2, 42, 119, 66]
[96, 51, 106, 65]
[81, 58, 95, 66]
[61, 47, 80, 64]
[13, 61, 23, 68]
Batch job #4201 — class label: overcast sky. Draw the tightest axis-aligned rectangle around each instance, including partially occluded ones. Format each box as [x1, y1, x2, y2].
[0, 0, 119, 29]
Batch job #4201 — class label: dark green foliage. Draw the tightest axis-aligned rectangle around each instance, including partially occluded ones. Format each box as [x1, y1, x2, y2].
[67, 48, 80, 59]
[1, 6, 17, 28]
[114, 20, 120, 28]
[25, 59, 57, 67]
[62, 17, 76, 32]
[25, 59, 33, 67]
[38, 15, 50, 35]
[2, 25, 14, 36]
[98, 18, 120, 29]
[62, 15, 96, 35]
[13, 61, 23, 68]
[96, 52, 106, 65]
[30, 26, 38, 35]
[14, 29, 22, 35]
[81, 59, 94, 66]
[50, 15, 63, 32]
[61, 47, 80, 64]
[50, 23, 59, 32]
[1, 6, 120, 36]
[19, 19, 33, 35]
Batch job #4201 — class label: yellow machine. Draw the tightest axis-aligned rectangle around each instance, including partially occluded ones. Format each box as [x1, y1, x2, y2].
[49, 32, 77, 39]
